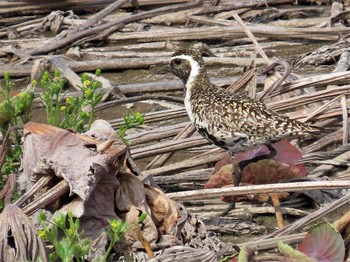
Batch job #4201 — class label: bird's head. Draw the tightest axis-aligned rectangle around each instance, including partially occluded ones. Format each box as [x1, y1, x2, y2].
[170, 48, 206, 85]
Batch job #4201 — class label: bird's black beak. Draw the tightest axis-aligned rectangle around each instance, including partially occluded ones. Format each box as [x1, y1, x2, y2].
[158, 64, 172, 74]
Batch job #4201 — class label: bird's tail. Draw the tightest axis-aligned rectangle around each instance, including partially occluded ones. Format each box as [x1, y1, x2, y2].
[308, 124, 333, 136]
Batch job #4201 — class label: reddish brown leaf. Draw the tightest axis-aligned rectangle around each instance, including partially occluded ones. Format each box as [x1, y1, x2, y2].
[212, 152, 233, 174]
[299, 222, 345, 262]
[204, 164, 233, 189]
[241, 159, 305, 185]
[236, 140, 307, 176]
[205, 158, 304, 191]
[206, 140, 307, 192]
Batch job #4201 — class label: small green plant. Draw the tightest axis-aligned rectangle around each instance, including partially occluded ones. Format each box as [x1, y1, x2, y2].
[0, 72, 34, 178]
[39, 70, 66, 127]
[118, 111, 145, 144]
[103, 212, 147, 261]
[103, 219, 128, 261]
[38, 211, 147, 261]
[0, 72, 34, 125]
[40, 69, 103, 132]
[38, 211, 91, 262]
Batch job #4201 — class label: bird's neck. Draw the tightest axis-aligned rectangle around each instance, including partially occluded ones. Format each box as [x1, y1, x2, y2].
[185, 67, 210, 96]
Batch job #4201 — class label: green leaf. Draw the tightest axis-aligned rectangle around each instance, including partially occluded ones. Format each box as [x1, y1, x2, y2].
[68, 213, 75, 231]
[74, 238, 91, 257]
[66, 242, 76, 258]
[49, 252, 56, 262]
[53, 212, 66, 229]
[75, 219, 80, 232]
[60, 238, 69, 252]
[238, 246, 252, 262]
[51, 226, 58, 242]
[95, 69, 101, 77]
[81, 73, 88, 81]
[119, 221, 128, 233]
[78, 238, 91, 257]
[118, 125, 127, 133]
[4, 72, 10, 81]
[54, 70, 61, 78]
[55, 243, 65, 260]
[278, 242, 315, 261]
[138, 212, 147, 223]
[38, 211, 47, 222]
[0, 88, 34, 124]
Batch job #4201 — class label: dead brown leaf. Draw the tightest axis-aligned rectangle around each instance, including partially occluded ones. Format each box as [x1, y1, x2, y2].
[144, 185, 179, 234]
[0, 204, 48, 262]
[17, 121, 193, 259]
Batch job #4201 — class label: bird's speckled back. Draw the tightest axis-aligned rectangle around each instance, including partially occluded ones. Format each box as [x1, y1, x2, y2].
[170, 48, 320, 152]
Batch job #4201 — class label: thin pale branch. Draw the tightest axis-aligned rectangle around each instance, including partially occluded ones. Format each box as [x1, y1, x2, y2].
[166, 181, 350, 201]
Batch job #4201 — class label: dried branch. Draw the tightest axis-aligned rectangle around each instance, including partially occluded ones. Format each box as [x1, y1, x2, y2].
[166, 181, 350, 201]
[341, 95, 349, 144]
[27, 0, 203, 55]
[259, 192, 350, 239]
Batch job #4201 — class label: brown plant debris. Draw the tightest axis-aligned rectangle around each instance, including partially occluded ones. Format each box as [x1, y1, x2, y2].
[0, 204, 48, 262]
[1, 0, 350, 260]
[16, 121, 227, 260]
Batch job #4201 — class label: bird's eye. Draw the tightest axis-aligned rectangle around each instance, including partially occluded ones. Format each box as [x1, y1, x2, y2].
[173, 59, 182, 65]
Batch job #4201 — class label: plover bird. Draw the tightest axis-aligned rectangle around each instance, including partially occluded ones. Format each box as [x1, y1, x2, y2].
[170, 48, 321, 214]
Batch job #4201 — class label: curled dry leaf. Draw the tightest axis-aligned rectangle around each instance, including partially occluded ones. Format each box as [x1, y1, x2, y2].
[144, 185, 179, 235]
[115, 161, 149, 213]
[19, 121, 216, 259]
[20, 122, 129, 257]
[20, 122, 157, 255]
[21, 122, 125, 202]
[123, 205, 158, 248]
[0, 204, 48, 262]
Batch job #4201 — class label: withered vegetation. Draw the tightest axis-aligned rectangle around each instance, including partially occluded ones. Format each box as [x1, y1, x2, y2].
[0, 0, 350, 261]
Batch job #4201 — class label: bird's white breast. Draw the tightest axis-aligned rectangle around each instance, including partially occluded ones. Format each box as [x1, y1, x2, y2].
[184, 92, 194, 122]
[172, 54, 208, 129]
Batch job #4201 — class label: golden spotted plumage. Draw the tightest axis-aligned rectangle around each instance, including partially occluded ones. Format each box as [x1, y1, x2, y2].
[170, 48, 320, 153]
[170, 48, 324, 215]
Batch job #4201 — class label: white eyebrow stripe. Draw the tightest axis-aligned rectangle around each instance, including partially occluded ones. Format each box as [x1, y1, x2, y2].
[171, 54, 200, 88]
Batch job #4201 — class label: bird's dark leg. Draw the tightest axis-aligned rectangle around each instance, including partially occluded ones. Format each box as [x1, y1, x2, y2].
[238, 144, 277, 170]
[221, 155, 240, 216]
[220, 145, 277, 216]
